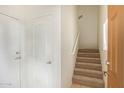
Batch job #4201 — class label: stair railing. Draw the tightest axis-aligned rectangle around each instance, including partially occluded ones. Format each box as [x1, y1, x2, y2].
[72, 31, 80, 55]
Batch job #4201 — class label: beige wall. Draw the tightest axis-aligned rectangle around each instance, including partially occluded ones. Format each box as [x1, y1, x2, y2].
[98, 5, 108, 88]
[61, 5, 78, 87]
[78, 6, 99, 49]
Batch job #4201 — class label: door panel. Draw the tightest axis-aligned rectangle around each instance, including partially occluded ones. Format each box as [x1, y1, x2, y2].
[108, 6, 124, 88]
[22, 14, 57, 88]
[0, 15, 21, 88]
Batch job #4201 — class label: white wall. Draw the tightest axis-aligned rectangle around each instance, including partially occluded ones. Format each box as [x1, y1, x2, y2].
[98, 5, 108, 88]
[78, 6, 99, 49]
[0, 6, 61, 88]
[61, 5, 78, 87]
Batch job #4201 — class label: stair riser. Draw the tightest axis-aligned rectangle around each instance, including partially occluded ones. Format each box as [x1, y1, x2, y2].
[76, 58, 101, 64]
[77, 54, 100, 58]
[75, 64, 102, 71]
[78, 50, 99, 53]
[73, 79, 104, 88]
[74, 71, 103, 79]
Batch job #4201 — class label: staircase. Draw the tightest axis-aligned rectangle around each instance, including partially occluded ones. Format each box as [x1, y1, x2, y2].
[72, 49, 104, 88]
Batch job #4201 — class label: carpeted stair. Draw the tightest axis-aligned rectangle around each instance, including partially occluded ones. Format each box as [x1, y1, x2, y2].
[72, 49, 104, 88]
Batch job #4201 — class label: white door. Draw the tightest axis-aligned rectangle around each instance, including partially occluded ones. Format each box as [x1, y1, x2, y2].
[22, 13, 58, 88]
[0, 15, 22, 88]
[0, 12, 60, 88]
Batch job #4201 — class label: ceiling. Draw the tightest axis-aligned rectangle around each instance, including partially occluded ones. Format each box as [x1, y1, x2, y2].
[0, 5, 57, 21]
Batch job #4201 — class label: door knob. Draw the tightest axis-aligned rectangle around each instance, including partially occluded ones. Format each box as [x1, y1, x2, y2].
[14, 56, 21, 60]
[46, 61, 52, 64]
[104, 71, 109, 76]
[16, 52, 20, 54]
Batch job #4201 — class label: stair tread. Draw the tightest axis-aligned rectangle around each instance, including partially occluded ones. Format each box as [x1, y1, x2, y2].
[78, 52, 100, 54]
[78, 49, 99, 53]
[77, 53, 100, 58]
[77, 57, 100, 60]
[76, 57, 101, 64]
[74, 68, 103, 74]
[76, 62, 102, 67]
[71, 83, 91, 88]
[79, 49, 99, 50]
[73, 75, 104, 84]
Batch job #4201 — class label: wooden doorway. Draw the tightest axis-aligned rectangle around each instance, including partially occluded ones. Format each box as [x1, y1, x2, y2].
[108, 5, 124, 88]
